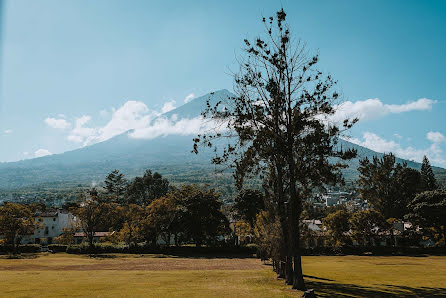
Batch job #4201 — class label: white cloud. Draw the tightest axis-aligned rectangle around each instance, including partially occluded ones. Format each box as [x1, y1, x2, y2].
[3, 129, 12, 134]
[62, 98, 224, 147]
[66, 101, 158, 146]
[45, 117, 70, 129]
[129, 116, 220, 140]
[96, 101, 154, 143]
[161, 100, 176, 113]
[35, 148, 52, 158]
[67, 115, 97, 145]
[347, 132, 446, 167]
[426, 131, 445, 143]
[184, 93, 195, 103]
[331, 97, 436, 123]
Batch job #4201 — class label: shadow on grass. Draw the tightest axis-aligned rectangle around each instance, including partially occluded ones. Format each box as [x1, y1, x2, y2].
[306, 279, 446, 297]
[0, 253, 40, 260]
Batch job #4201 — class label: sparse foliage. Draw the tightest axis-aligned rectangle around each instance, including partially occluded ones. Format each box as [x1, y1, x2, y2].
[194, 9, 356, 289]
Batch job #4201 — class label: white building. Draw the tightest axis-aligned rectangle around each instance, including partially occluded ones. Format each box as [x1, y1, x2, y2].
[21, 209, 76, 245]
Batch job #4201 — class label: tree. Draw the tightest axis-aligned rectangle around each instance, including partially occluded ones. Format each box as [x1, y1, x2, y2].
[194, 9, 356, 289]
[232, 189, 264, 228]
[358, 153, 422, 219]
[54, 227, 75, 245]
[119, 204, 145, 246]
[104, 170, 128, 203]
[233, 220, 253, 245]
[125, 170, 169, 206]
[323, 209, 351, 247]
[349, 210, 387, 247]
[405, 190, 446, 246]
[421, 156, 438, 191]
[72, 191, 116, 249]
[0, 203, 35, 254]
[253, 211, 283, 275]
[140, 195, 178, 246]
[174, 185, 230, 247]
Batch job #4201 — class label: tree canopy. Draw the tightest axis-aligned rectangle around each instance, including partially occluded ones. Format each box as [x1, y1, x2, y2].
[0, 202, 35, 254]
[357, 153, 422, 219]
[421, 156, 438, 191]
[232, 189, 264, 228]
[125, 170, 169, 206]
[406, 190, 446, 246]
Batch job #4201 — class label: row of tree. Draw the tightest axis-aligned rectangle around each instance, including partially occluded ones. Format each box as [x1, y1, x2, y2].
[357, 154, 446, 244]
[70, 176, 230, 249]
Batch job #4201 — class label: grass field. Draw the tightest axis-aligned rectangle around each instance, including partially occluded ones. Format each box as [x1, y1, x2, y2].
[1, 253, 445, 297]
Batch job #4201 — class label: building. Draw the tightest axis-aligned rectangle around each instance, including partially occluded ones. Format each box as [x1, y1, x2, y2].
[21, 209, 76, 245]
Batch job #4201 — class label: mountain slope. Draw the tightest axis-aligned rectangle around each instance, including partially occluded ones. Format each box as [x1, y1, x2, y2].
[0, 89, 444, 190]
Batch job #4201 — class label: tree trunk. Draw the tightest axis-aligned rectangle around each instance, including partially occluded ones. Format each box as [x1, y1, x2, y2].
[286, 152, 306, 291]
[443, 225, 446, 247]
[174, 233, 179, 246]
[285, 256, 293, 285]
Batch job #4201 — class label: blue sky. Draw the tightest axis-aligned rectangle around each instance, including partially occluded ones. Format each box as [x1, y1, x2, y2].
[0, 0, 445, 166]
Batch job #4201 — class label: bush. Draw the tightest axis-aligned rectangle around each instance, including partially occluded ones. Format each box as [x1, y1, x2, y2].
[19, 244, 41, 253]
[48, 244, 68, 253]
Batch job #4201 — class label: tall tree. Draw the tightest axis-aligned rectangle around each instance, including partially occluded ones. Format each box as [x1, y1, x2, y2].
[420, 156, 438, 191]
[232, 189, 264, 228]
[194, 9, 356, 289]
[406, 190, 446, 246]
[358, 153, 422, 219]
[125, 170, 169, 206]
[104, 170, 128, 203]
[0, 203, 35, 254]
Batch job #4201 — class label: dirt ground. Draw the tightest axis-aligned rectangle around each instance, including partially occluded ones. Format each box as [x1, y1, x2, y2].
[0, 254, 264, 271]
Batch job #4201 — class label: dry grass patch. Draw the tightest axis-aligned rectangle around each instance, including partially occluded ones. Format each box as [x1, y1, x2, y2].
[1, 253, 446, 297]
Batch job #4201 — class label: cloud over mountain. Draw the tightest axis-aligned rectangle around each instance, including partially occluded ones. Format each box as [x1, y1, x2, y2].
[331, 97, 435, 123]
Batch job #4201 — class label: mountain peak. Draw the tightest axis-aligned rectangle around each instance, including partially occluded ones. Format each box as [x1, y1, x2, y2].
[162, 89, 235, 119]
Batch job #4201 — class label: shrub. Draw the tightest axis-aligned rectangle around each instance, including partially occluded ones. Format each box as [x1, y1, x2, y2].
[48, 244, 68, 253]
[19, 244, 41, 253]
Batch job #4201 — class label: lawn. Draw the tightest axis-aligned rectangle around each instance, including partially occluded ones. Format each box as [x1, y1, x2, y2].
[0, 253, 445, 297]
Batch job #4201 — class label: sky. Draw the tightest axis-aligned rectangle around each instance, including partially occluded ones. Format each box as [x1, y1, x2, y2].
[0, 0, 445, 166]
